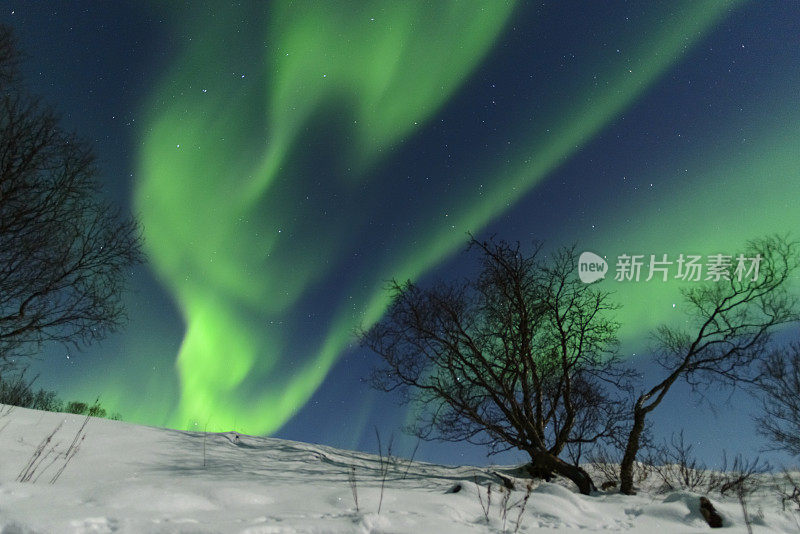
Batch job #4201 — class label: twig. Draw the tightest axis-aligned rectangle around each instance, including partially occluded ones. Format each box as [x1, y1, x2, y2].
[513, 482, 534, 533]
[499, 486, 512, 531]
[375, 428, 394, 514]
[401, 438, 420, 480]
[203, 419, 209, 468]
[738, 486, 753, 534]
[475, 476, 492, 523]
[348, 466, 359, 513]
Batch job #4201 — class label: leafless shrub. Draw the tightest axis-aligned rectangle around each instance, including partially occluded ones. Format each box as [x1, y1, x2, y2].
[474, 476, 535, 532]
[706, 453, 768, 497]
[587, 447, 620, 487]
[373, 429, 421, 511]
[703, 452, 769, 534]
[646, 431, 709, 492]
[777, 469, 800, 511]
[670, 431, 708, 490]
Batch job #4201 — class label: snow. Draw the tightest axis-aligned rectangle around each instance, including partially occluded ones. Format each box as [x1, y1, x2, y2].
[0, 405, 798, 533]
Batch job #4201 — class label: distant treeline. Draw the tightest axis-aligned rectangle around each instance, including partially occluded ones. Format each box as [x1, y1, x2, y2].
[0, 371, 120, 419]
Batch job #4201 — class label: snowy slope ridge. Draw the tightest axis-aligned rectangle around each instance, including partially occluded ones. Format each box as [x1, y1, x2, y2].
[0, 406, 798, 533]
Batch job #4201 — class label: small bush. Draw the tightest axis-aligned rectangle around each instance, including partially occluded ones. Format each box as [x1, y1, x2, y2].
[587, 447, 621, 487]
[31, 389, 63, 412]
[65, 401, 88, 415]
[706, 453, 768, 497]
[647, 430, 708, 492]
[65, 399, 108, 418]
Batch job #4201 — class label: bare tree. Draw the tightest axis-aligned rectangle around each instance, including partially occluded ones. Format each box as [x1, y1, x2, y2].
[361, 237, 630, 494]
[0, 26, 18, 86]
[619, 235, 799, 494]
[0, 26, 143, 362]
[755, 342, 800, 457]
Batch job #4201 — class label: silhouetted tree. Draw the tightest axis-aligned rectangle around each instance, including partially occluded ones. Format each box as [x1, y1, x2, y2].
[619, 235, 799, 494]
[361, 237, 629, 494]
[755, 341, 800, 457]
[0, 26, 17, 85]
[0, 26, 143, 362]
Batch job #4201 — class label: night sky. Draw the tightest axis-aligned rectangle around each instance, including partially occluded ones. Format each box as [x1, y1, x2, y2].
[3, 1, 799, 467]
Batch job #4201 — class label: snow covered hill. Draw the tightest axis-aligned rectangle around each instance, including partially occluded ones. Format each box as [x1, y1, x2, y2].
[0, 405, 798, 533]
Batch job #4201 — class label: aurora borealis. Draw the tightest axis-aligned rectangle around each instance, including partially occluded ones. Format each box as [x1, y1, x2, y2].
[4, 1, 799, 463]
[136, 0, 516, 435]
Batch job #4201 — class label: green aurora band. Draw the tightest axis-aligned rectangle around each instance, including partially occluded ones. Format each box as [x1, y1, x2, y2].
[137, 0, 516, 431]
[129, 1, 779, 435]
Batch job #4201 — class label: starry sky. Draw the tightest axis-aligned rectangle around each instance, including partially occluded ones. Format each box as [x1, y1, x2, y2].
[2, 1, 799, 467]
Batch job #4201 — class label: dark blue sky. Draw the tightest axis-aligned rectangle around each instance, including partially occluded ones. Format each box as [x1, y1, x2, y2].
[3, 1, 799, 468]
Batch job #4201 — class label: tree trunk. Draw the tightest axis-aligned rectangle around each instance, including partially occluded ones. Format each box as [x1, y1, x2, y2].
[620, 404, 646, 495]
[526, 450, 597, 495]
